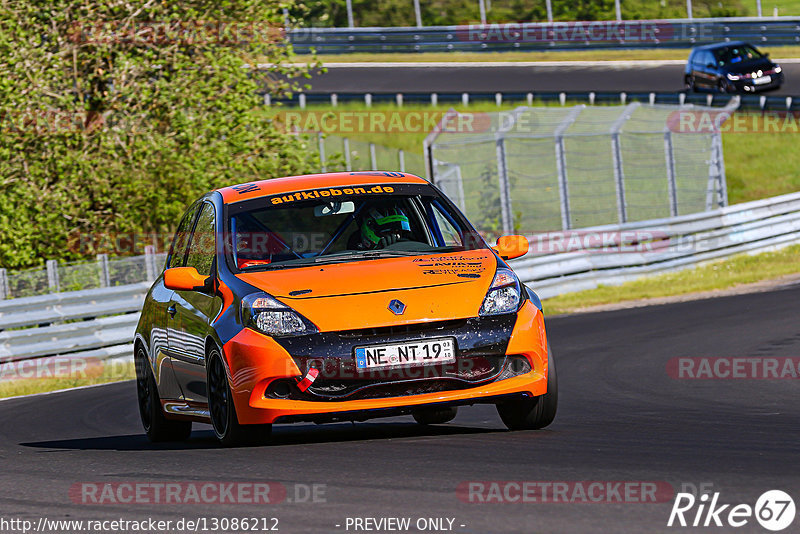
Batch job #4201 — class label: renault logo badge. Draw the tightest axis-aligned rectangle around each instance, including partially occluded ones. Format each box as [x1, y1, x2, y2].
[388, 299, 406, 315]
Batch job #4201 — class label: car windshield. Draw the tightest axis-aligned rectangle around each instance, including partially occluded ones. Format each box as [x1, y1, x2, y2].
[225, 183, 486, 271]
[715, 44, 764, 66]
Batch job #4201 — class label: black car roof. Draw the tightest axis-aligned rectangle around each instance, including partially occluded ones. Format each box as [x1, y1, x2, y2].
[692, 41, 749, 51]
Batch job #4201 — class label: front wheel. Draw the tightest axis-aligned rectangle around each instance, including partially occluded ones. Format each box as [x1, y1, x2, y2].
[685, 75, 696, 92]
[207, 347, 272, 447]
[497, 347, 558, 430]
[717, 79, 729, 94]
[135, 346, 192, 442]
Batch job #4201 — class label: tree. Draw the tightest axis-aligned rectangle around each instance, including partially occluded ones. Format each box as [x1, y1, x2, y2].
[0, 0, 320, 268]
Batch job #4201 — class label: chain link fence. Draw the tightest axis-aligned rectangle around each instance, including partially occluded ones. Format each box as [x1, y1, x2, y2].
[312, 133, 427, 177]
[0, 249, 166, 299]
[426, 101, 735, 236]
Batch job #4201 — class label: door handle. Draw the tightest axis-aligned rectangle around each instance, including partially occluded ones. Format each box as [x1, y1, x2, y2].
[168, 304, 177, 318]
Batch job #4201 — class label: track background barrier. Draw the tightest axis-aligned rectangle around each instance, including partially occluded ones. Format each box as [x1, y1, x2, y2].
[4, 191, 800, 362]
[288, 18, 800, 53]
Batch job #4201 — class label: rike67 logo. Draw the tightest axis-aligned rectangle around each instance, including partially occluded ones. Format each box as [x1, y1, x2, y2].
[668, 490, 796, 531]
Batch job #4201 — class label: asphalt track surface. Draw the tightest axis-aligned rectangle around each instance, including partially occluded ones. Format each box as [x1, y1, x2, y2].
[2, 285, 799, 533]
[306, 61, 800, 96]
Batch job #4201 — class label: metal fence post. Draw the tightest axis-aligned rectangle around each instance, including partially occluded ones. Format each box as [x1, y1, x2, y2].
[145, 245, 157, 281]
[423, 108, 459, 182]
[97, 254, 110, 287]
[611, 133, 628, 224]
[609, 103, 640, 224]
[0, 268, 8, 299]
[346, 0, 354, 27]
[343, 137, 352, 171]
[708, 132, 729, 208]
[369, 143, 377, 169]
[398, 149, 405, 172]
[494, 107, 528, 235]
[553, 105, 584, 230]
[664, 130, 679, 217]
[46, 259, 60, 293]
[495, 136, 513, 235]
[318, 132, 326, 172]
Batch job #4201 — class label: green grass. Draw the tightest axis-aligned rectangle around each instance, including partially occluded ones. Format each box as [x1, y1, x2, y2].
[280, 103, 800, 313]
[763, 0, 800, 15]
[0, 360, 135, 399]
[543, 244, 800, 314]
[723, 116, 800, 204]
[297, 45, 800, 64]
[281, 103, 800, 207]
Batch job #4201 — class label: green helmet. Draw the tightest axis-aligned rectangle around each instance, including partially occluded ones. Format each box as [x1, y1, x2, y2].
[360, 207, 411, 246]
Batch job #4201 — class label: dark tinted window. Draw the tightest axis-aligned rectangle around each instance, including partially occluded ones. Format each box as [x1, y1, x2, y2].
[184, 203, 216, 277]
[168, 203, 200, 269]
[715, 44, 763, 66]
[227, 184, 486, 271]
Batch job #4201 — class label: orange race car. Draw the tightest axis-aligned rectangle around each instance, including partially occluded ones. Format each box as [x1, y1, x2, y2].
[134, 171, 556, 446]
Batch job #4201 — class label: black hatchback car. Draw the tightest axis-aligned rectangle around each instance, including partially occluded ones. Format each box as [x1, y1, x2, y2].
[685, 41, 783, 93]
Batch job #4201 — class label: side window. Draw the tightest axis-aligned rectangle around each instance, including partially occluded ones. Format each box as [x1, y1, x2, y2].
[184, 203, 216, 277]
[168, 203, 200, 269]
[431, 203, 463, 247]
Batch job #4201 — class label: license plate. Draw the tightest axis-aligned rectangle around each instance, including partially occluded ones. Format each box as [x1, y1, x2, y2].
[754, 75, 771, 85]
[354, 338, 456, 370]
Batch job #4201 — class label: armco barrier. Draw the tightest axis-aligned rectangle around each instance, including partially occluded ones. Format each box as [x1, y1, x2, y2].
[511, 190, 800, 298]
[0, 283, 149, 366]
[272, 90, 800, 113]
[3, 192, 800, 363]
[288, 18, 800, 53]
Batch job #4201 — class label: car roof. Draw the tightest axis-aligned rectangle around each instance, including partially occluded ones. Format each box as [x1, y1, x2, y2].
[692, 41, 748, 51]
[216, 171, 429, 204]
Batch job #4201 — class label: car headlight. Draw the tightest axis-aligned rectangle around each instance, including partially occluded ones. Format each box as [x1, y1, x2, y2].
[774, 65, 782, 74]
[241, 292, 317, 337]
[479, 268, 522, 316]
[726, 73, 740, 81]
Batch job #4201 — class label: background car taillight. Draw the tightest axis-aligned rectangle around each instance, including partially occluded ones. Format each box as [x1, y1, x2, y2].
[479, 268, 523, 316]
[241, 292, 318, 337]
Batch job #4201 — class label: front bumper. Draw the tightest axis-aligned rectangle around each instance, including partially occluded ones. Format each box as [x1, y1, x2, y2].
[222, 300, 548, 424]
[730, 72, 783, 92]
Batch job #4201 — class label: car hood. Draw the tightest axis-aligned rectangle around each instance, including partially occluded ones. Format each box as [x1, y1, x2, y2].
[235, 249, 497, 331]
[726, 59, 775, 75]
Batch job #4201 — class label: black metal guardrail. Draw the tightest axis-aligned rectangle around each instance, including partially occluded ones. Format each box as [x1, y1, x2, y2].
[288, 18, 800, 54]
[272, 90, 799, 111]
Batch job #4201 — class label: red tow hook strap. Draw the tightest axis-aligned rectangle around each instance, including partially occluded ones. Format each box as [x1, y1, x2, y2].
[296, 367, 320, 392]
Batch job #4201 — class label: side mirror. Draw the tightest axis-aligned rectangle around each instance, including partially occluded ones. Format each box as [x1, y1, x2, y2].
[164, 267, 211, 292]
[492, 235, 529, 260]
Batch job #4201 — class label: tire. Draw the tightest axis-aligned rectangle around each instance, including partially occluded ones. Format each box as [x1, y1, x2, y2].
[497, 347, 558, 430]
[685, 75, 696, 92]
[717, 80, 728, 94]
[207, 347, 272, 447]
[135, 345, 192, 442]
[412, 406, 458, 425]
